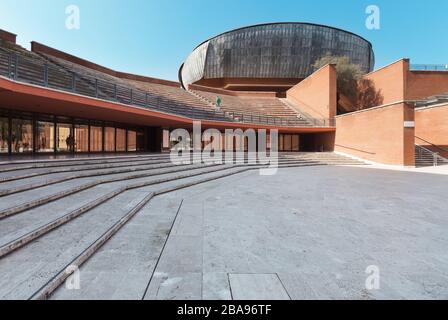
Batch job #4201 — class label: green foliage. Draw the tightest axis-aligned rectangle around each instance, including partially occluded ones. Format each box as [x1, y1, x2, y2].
[313, 54, 383, 112]
[313, 54, 363, 104]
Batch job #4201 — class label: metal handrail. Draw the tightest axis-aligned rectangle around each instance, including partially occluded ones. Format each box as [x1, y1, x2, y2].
[415, 136, 448, 155]
[415, 144, 448, 167]
[410, 64, 448, 72]
[0, 48, 335, 127]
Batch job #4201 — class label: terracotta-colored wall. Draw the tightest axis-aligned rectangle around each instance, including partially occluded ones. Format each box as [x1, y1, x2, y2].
[313, 132, 335, 152]
[365, 59, 448, 103]
[363, 59, 408, 104]
[0, 29, 16, 43]
[335, 102, 415, 166]
[286, 64, 337, 119]
[415, 104, 448, 158]
[406, 71, 448, 100]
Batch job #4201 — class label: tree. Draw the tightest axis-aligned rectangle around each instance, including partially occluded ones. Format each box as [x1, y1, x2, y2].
[313, 54, 363, 106]
[313, 54, 382, 113]
[357, 78, 383, 110]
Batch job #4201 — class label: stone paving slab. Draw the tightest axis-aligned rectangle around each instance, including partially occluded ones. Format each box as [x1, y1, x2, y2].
[4, 164, 448, 300]
[228, 274, 291, 300]
[51, 195, 181, 300]
[0, 177, 101, 211]
[147, 166, 448, 300]
[0, 190, 149, 299]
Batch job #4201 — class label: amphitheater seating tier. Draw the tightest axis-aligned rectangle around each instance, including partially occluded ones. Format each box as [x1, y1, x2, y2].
[0, 40, 316, 126]
[190, 89, 312, 126]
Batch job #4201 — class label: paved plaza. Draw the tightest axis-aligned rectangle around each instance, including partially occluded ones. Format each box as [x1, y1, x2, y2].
[0, 153, 446, 300]
[51, 166, 448, 300]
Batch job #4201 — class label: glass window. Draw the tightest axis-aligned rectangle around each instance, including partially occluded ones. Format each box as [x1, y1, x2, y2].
[104, 127, 115, 152]
[136, 129, 145, 151]
[0, 117, 8, 153]
[56, 123, 73, 152]
[162, 130, 170, 149]
[283, 134, 292, 152]
[36, 121, 55, 152]
[116, 128, 126, 152]
[74, 124, 89, 152]
[292, 135, 300, 152]
[127, 130, 137, 152]
[11, 119, 33, 153]
[90, 126, 103, 152]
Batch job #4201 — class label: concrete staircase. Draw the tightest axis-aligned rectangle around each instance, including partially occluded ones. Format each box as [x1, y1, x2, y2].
[0, 152, 366, 299]
[190, 89, 313, 126]
[415, 145, 448, 167]
[279, 98, 332, 127]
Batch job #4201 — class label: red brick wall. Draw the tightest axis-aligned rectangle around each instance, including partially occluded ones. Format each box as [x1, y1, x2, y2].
[286, 64, 337, 119]
[406, 71, 448, 100]
[0, 29, 16, 43]
[363, 59, 408, 104]
[415, 104, 448, 158]
[335, 102, 415, 166]
[313, 132, 335, 152]
[364, 59, 448, 103]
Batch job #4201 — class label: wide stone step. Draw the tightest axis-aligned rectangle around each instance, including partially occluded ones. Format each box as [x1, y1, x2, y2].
[0, 161, 193, 196]
[0, 156, 370, 299]
[0, 166, 250, 299]
[0, 163, 222, 219]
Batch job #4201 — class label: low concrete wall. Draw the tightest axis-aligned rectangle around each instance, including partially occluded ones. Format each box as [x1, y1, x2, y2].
[286, 64, 337, 119]
[415, 104, 448, 158]
[335, 102, 415, 166]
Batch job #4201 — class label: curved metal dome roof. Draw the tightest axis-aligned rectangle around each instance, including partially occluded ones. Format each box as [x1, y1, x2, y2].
[179, 22, 375, 89]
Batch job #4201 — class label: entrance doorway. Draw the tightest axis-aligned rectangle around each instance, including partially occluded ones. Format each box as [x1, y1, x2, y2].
[56, 123, 73, 153]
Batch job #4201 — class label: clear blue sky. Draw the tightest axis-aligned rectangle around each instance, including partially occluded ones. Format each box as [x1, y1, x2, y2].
[1, 0, 447, 81]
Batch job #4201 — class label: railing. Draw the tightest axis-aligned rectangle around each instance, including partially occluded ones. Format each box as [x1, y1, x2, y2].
[0, 47, 335, 128]
[415, 144, 448, 167]
[415, 136, 448, 155]
[410, 64, 448, 72]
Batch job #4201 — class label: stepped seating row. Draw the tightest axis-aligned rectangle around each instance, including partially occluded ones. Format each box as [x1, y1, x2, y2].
[0, 40, 68, 87]
[0, 151, 366, 299]
[40, 52, 310, 125]
[39, 53, 233, 122]
[0, 41, 232, 122]
[190, 89, 313, 126]
[0, 40, 321, 127]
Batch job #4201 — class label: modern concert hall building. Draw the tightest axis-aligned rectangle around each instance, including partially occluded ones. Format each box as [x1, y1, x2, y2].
[0, 23, 447, 166]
